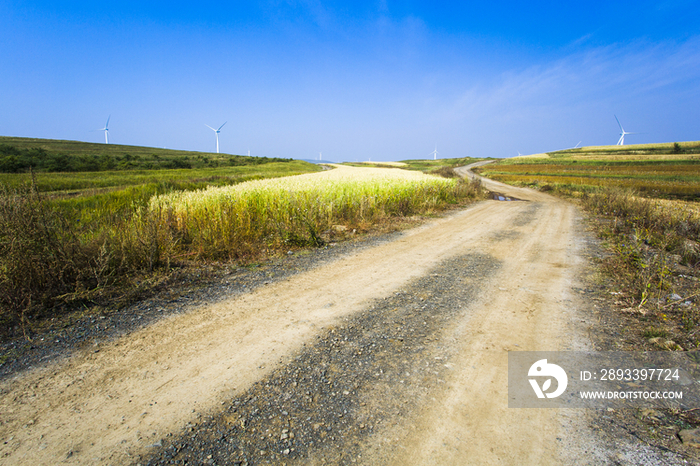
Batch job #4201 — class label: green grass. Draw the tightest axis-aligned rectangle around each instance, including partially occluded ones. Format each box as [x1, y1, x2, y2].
[0, 138, 325, 334]
[642, 326, 669, 339]
[0, 139, 487, 335]
[397, 156, 491, 172]
[11, 162, 322, 233]
[477, 142, 700, 199]
[0, 136, 292, 172]
[0, 161, 319, 193]
[0, 138, 322, 232]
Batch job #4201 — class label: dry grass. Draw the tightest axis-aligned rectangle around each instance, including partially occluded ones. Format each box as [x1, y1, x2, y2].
[150, 165, 483, 260]
[0, 166, 485, 332]
[486, 173, 700, 198]
[479, 148, 700, 349]
[579, 188, 700, 349]
[479, 159, 700, 198]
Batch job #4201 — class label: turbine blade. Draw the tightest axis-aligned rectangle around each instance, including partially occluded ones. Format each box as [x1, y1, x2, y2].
[615, 115, 624, 132]
[218, 121, 227, 131]
[106, 115, 111, 128]
[205, 124, 216, 131]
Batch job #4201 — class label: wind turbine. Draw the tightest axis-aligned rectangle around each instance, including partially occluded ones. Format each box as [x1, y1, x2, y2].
[615, 116, 637, 146]
[430, 145, 439, 160]
[205, 121, 227, 153]
[100, 115, 110, 144]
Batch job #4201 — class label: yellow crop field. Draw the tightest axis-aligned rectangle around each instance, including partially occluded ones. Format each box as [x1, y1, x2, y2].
[150, 165, 481, 259]
[478, 145, 700, 198]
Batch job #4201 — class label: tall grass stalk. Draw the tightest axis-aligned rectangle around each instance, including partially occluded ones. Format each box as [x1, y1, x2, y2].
[582, 188, 700, 266]
[573, 187, 700, 318]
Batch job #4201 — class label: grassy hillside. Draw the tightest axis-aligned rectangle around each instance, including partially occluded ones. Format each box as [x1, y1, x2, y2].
[0, 136, 290, 172]
[343, 157, 491, 176]
[510, 141, 700, 163]
[477, 141, 700, 199]
[0, 138, 488, 338]
[397, 156, 491, 172]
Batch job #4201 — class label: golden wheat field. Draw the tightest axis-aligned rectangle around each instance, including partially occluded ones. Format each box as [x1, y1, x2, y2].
[478, 151, 700, 198]
[148, 164, 479, 259]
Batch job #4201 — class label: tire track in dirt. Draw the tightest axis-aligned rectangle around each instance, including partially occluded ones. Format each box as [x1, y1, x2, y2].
[141, 253, 501, 465]
[386, 196, 582, 465]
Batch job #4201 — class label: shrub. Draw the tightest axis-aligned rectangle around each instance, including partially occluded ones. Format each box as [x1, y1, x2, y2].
[0, 183, 105, 330]
[0, 182, 178, 335]
[430, 166, 459, 178]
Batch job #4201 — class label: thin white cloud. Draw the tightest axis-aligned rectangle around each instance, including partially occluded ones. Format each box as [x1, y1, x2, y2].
[447, 37, 700, 123]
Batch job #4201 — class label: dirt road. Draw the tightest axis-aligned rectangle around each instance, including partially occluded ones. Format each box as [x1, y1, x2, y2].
[1, 165, 602, 465]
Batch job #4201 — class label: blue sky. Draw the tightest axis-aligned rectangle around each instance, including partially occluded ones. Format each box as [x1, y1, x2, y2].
[1, 1, 699, 161]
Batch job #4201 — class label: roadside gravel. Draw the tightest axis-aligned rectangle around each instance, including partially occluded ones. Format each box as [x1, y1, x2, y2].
[139, 253, 500, 465]
[0, 230, 409, 382]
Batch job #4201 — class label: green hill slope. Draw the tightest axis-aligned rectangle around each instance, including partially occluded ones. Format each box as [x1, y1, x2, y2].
[0, 136, 291, 172]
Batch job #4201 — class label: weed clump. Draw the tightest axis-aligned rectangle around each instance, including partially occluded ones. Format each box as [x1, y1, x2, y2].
[0, 182, 179, 337]
[430, 166, 459, 178]
[0, 183, 102, 332]
[642, 326, 669, 339]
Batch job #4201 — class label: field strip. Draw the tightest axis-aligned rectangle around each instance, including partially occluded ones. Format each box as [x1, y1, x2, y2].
[0, 192, 529, 465]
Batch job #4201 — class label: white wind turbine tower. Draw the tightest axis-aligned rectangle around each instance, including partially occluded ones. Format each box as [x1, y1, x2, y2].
[430, 145, 439, 160]
[100, 115, 111, 144]
[205, 122, 227, 153]
[615, 115, 637, 146]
